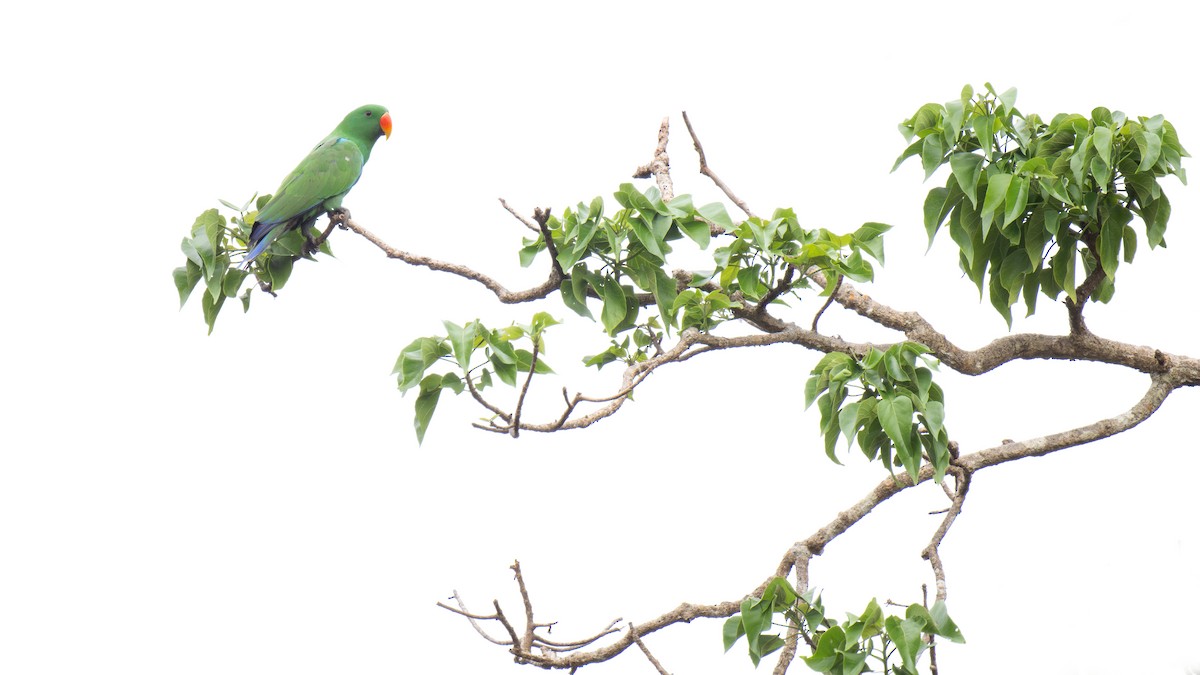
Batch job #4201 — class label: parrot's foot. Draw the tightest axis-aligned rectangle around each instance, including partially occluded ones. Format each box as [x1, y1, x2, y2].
[327, 207, 351, 228]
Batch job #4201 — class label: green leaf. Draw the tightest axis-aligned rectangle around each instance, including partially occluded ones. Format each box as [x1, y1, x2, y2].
[1052, 238, 1078, 302]
[972, 114, 995, 160]
[922, 187, 950, 246]
[1003, 175, 1029, 227]
[722, 616, 745, 652]
[679, 218, 711, 248]
[802, 625, 845, 672]
[266, 255, 293, 291]
[414, 375, 443, 444]
[697, 202, 734, 230]
[891, 138, 924, 172]
[1142, 194, 1171, 248]
[877, 395, 915, 481]
[201, 285, 224, 335]
[173, 261, 202, 308]
[394, 337, 451, 393]
[949, 153, 984, 207]
[1092, 126, 1113, 166]
[444, 320, 481, 371]
[1136, 129, 1162, 171]
[885, 616, 924, 673]
[1098, 208, 1124, 278]
[996, 86, 1018, 113]
[558, 279, 593, 319]
[924, 400, 945, 438]
[929, 600, 966, 642]
[921, 134, 946, 179]
[628, 213, 666, 260]
[218, 269, 246, 304]
[518, 241, 543, 267]
[980, 173, 1012, 239]
[999, 249, 1031, 294]
[614, 183, 656, 214]
[600, 277, 628, 335]
[513, 348, 554, 375]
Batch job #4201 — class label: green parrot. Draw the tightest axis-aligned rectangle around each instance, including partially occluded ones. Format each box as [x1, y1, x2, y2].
[242, 104, 392, 268]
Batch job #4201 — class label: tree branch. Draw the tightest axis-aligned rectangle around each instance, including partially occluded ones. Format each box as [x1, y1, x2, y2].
[682, 111, 755, 219]
[446, 371, 1182, 671]
[629, 623, 672, 675]
[633, 116, 674, 202]
[341, 217, 563, 303]
[922, 468, 971, 604]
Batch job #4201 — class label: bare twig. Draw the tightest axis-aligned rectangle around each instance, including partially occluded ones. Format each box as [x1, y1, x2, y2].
[922, 468, 971, 604]
[682, 111, 756, 219]
[436, 591, 511, 645]
[629, 624, 672, 675]
[535, 619, 623, 650]
[465, 374, 510, 421]
[500, 197, 542, 233]
[507, 338, 540, 438]
[341, 217, 563, 303]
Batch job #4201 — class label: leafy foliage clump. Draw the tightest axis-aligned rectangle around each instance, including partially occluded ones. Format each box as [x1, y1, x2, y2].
[724, 577, 964, 674]
[173, 195, 333, 333]
[895, 83, 1189, 324]
[398, 182, 890, 443]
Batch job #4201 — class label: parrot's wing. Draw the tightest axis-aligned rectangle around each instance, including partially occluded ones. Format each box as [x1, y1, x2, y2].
[254, 136, 366, 227]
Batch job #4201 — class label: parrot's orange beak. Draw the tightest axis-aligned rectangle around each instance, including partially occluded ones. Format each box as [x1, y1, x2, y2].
[380, 112, 393, 140]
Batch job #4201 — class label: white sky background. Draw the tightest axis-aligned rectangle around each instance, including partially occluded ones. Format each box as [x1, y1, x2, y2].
[3, 1, 1198, 673]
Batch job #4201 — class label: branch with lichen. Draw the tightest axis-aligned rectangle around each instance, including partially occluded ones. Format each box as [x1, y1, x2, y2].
[412, 113, 1197, 673]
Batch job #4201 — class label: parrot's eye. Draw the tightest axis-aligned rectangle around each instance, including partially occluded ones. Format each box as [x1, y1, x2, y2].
[365, 111, 373, 117]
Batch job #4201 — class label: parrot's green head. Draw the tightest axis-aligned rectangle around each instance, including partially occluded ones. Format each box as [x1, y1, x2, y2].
[336, 104, 392, 143]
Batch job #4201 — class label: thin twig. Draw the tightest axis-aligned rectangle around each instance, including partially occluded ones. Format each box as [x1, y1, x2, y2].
[508, 338, 540, 438]
[535, 619, 623, 650]
[682, 110, 755, 219]
[436, 591, 511, 645]
[810, 275, 843, 333]
[342, 217, 562, 303]
[465, 374, 510, 421]
[629, 624, 672, 675]
[921, 469, 971, 603]
[500, 198, 541, 233]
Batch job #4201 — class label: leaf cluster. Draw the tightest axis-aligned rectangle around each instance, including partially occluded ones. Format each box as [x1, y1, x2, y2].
[723, 578, 963, 673]
[895, 84, 1188, 324]
[522, 184, 888, 364]
[805, 343, 949, 483]
[402, 183, 895, 441]
[173, 196, 332, 332]
[393, 312, 559, 443]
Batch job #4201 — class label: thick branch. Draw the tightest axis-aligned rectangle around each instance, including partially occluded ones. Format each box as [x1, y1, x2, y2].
[448, 367, 1183, 671]
[633, 116, 674, 202]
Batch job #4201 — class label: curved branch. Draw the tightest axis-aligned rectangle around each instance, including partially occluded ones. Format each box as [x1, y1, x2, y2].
[341, 217, 563, 303]
[447, 354, 1185, 672]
